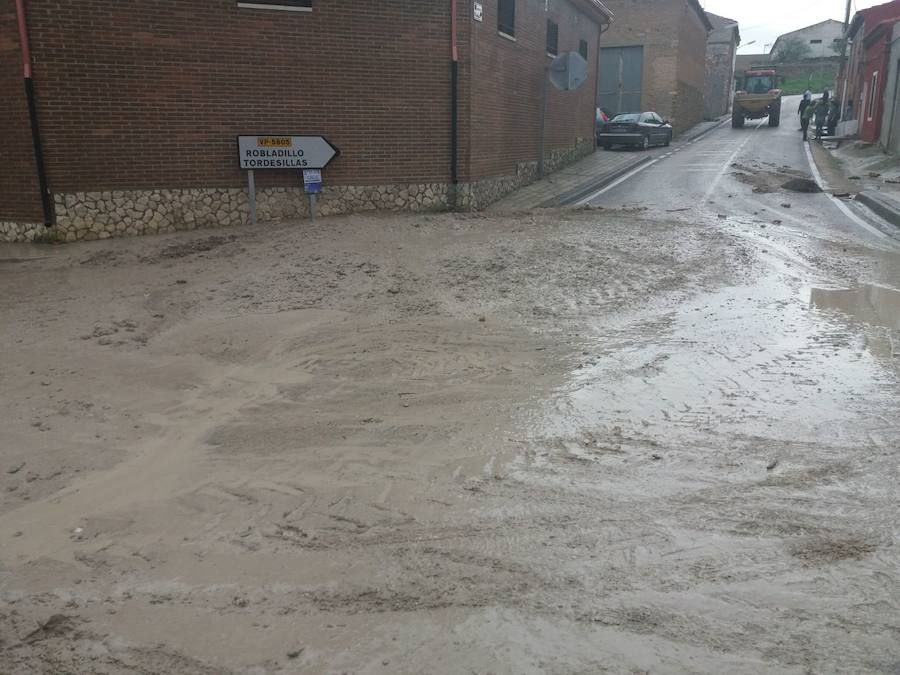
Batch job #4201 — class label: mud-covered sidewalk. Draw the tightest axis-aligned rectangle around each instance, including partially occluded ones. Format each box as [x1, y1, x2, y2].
[1, 208, 899, 674]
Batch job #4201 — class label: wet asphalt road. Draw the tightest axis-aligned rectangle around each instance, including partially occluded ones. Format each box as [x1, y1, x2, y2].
[560, 95, 900, 672]
[588, 95, 899, 253]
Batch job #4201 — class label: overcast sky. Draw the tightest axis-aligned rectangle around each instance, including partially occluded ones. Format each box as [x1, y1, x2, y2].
[701, 0, 885, 53]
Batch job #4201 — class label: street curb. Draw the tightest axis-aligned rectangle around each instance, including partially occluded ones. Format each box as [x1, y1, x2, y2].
[855, 192, 900, 228]
[547, 118, 729, 208]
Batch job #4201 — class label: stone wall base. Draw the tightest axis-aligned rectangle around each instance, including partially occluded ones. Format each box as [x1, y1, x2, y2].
[459, 137, 594, 210]
[0, 221, 51, 243]
[0, 140, 594, 243]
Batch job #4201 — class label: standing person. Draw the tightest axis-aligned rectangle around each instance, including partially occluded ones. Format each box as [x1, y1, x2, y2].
[826, 98, 840, 137]
[801, 98, 815, 141]
[814, 95, 829, 140]
[798, 92, 812, 130]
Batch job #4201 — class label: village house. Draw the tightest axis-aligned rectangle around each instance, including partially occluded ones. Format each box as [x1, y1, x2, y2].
[704, 13, 740, 119]
[595, 0, 711, 131]
[841, 0, 900, 147]
[769, 20, 844, 60]
[1, 0, 611, 242]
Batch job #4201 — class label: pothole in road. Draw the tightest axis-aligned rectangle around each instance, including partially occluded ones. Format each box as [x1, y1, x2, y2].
[731, 160, 817, 194]
[781, 177, 821, 193]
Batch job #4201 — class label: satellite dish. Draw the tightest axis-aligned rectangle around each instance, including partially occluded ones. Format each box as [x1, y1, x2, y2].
[548, 51, 587, 91]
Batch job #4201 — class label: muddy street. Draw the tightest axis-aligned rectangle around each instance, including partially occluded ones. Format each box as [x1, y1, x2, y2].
[2, 135, 900, 673]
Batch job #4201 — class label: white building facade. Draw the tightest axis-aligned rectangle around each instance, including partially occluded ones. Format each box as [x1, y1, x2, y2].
[769, 19, 844, 59]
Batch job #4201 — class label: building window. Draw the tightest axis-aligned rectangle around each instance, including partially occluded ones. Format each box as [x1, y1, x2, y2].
[867, 71, 878, 120]
[579, 38, 588, 61]
[237, 0, 312, 10]
[498, 0, 515, 37]
[546, 20, 559, 56]
[809, 39, 822, 44]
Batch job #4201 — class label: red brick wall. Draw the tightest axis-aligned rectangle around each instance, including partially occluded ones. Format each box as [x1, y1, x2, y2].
[464, 0, 600, 179]
[597, 0, 708, 131]
[0, 5, 43, 221]
[2, 0, 604, 220]
[674, 1, 708, 130]
[20, 0, 454, 192]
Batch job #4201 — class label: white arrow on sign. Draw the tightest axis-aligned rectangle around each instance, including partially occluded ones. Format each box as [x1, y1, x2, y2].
[238, 135, 339, 170]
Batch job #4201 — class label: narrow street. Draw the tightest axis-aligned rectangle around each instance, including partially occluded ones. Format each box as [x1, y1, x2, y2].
[2, 99, 900, 674]
[588, 96, 898, 246]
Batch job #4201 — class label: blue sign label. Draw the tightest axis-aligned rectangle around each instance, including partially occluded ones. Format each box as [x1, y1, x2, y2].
[303, 169, 323, 193]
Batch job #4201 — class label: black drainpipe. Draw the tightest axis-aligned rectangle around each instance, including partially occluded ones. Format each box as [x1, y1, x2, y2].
[15, 0, 54, 226]
[451, 61, 459, 206]
[450, 0, 459, 209]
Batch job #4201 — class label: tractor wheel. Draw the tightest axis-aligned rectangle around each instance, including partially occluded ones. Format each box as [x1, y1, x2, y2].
[768, 102, 781, 127]
[732, 110, 745, 128]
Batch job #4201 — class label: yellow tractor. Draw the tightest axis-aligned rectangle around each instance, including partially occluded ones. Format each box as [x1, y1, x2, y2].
[732, 68, 783, 128]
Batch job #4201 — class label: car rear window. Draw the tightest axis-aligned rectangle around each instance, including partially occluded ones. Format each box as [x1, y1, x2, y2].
[611, 114, 640, 122]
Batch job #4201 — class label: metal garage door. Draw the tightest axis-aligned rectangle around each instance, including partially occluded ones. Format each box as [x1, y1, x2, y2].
[598, 46, 643, 116]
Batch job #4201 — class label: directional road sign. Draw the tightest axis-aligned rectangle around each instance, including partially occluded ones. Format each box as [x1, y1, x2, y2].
[238, 135, 339, 170]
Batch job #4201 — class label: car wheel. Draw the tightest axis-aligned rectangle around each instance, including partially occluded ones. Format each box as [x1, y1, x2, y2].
[641, 135, 650, 150]
[602, 143, 612, 150]
[663, 133, 671, 147]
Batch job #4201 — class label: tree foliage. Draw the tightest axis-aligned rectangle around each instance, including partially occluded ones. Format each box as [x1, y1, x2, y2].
[774, 36, 811, 63]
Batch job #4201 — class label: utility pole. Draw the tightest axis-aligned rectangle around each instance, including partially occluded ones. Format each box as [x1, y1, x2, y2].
[838, 0, 852, 125]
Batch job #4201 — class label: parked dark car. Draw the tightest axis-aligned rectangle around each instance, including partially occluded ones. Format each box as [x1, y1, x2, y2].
[597, 112, 673, 150]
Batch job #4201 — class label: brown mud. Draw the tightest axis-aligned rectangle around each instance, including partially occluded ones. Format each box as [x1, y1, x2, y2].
[1, 209, 899, 674]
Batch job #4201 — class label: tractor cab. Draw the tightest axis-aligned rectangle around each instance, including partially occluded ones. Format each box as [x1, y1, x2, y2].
[737, 69, 777, 95]
[732, 67, 782, 127]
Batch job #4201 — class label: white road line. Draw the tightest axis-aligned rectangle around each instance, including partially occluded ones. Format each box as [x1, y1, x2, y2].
[802, 141, 888, 240]
[702, 119, 765, 201]
[803, 141, 830, 190]
[574, 159, 660, 205]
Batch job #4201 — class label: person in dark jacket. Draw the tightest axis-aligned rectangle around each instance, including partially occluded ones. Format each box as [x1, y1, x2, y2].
[798, 91, 812, 131]
[814, 96, 829, 140]
[827, 99, 840, 137]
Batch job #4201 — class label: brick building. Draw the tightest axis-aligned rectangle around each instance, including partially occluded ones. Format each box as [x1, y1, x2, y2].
[596, 0, 711, 131]
[0, 0, 611, 242]
[704, 13, 739, 119]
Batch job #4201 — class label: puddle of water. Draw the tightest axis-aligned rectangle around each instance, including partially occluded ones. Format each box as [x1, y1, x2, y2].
[810, 284, 900, 332]
[533, 276, 898, 452]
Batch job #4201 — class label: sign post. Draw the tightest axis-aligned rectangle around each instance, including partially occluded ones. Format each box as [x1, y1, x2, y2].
[303, 169, 322, 221]
[237, 135, 339, 223]
[247, 170, 257, 225]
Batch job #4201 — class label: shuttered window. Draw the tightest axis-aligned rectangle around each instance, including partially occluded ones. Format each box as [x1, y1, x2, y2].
[546, 20, 558, 56]
[498, 0, 515, 37]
